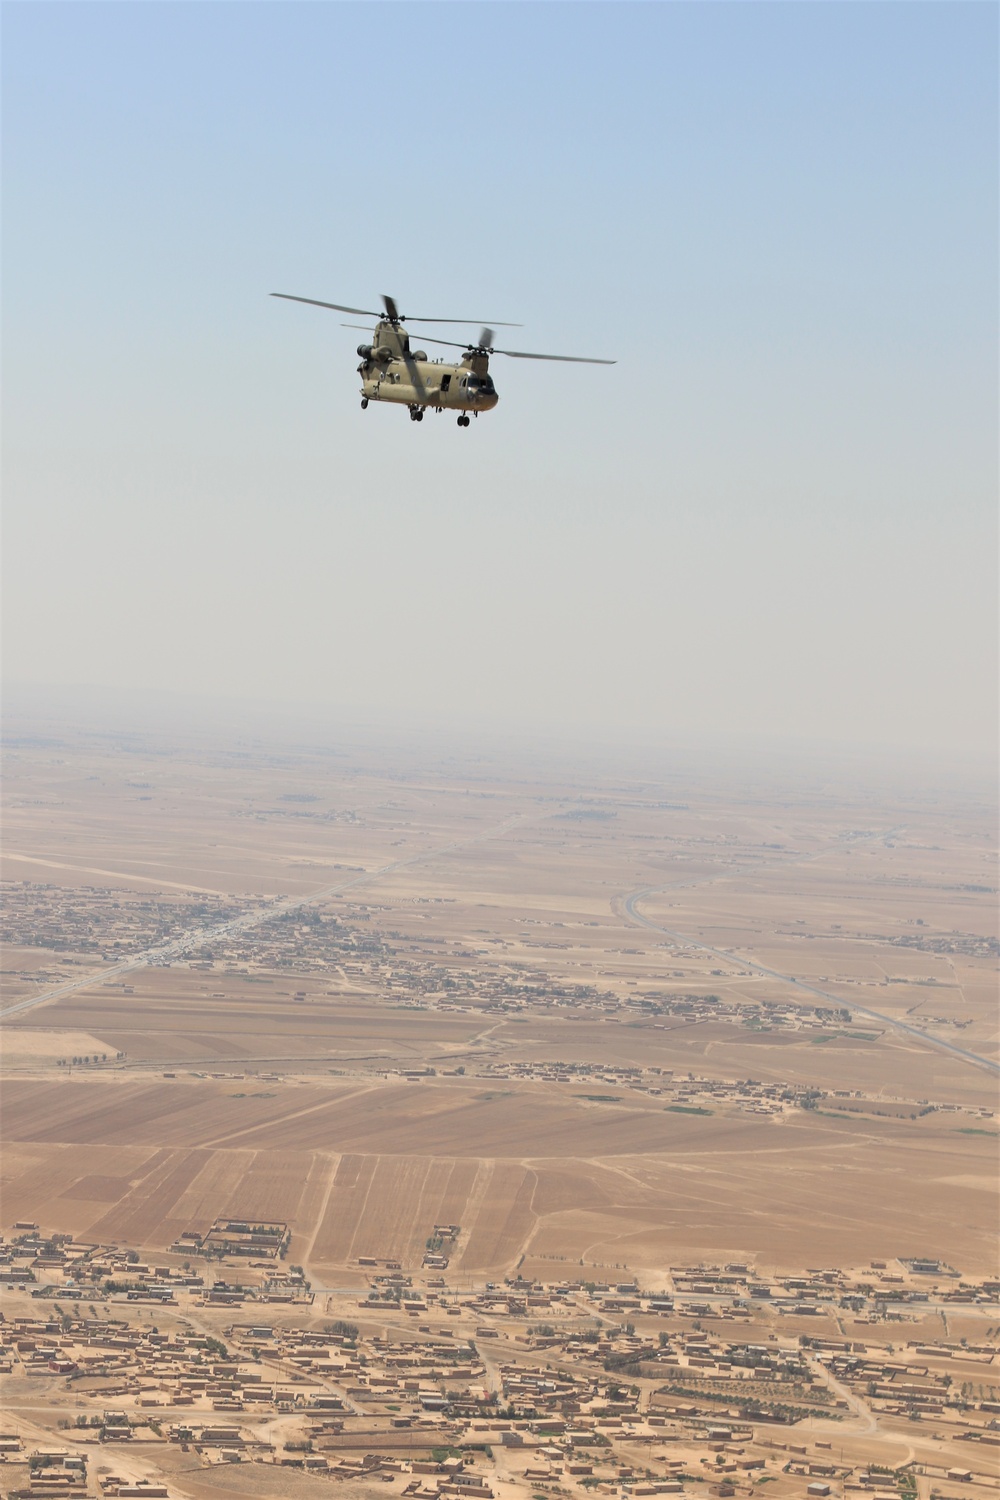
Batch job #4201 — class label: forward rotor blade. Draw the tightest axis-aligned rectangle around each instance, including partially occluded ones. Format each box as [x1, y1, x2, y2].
[271, 293, 380, 317]
[403, 316, 522, 327]
[272, 292, 522, 329]
[495, 348, 616, 364]
[479, 328, 494, 350]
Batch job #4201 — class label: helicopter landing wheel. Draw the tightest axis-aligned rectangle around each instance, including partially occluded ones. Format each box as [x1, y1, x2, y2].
[457, 414, 469, 427]
[361, 397, 369, 409]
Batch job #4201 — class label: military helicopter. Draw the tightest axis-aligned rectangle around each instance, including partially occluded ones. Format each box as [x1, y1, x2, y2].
[271, 291, 615, 426]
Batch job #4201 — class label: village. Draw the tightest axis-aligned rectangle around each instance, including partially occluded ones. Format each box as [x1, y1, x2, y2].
[1, 1228, 997, 1500]
[3, 883, 987, 1059]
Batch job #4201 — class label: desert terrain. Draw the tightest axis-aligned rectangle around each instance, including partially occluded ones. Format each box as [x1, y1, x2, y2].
[0, 712, 996, 1500]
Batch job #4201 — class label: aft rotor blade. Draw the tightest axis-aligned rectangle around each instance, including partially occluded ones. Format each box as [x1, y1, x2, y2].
[495, 348, 616, 364]
[271, 292, 380, 317]
[382, 293, 400, 322]
[413, 333, 481, 351]
[341, 322, 481, 343]
[358, 329, 615, 364]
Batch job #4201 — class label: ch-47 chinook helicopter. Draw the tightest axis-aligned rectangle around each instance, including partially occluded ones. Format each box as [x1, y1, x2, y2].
[271, 291, 615, 426]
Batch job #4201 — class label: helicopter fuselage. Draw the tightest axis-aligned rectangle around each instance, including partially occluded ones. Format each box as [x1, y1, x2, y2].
[357, 319, 499, 416]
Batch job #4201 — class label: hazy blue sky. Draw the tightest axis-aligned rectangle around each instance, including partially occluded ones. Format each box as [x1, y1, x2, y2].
[4, 2, 997, 760]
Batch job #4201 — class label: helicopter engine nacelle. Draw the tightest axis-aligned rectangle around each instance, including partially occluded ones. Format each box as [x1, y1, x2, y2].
[357, 344, 373, 360]
[375, 345, 394, 362]
[412, 350, 427, 362]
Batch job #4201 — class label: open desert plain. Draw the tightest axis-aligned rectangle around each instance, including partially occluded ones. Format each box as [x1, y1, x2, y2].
[1, 712, 997, 1500]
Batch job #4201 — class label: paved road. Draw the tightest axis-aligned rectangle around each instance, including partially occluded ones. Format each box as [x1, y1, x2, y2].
[623, 886, 999, 1077]
[0, 815, 527, 1022]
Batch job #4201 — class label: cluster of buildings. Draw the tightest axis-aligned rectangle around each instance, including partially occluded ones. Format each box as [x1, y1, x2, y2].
[0, 882, 254, 965]
[0, 1229, 312, 1309]
[457, 1066, 993, 1127]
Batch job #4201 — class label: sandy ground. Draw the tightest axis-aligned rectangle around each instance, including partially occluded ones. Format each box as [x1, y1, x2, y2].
[1, 723, 997, 1500]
